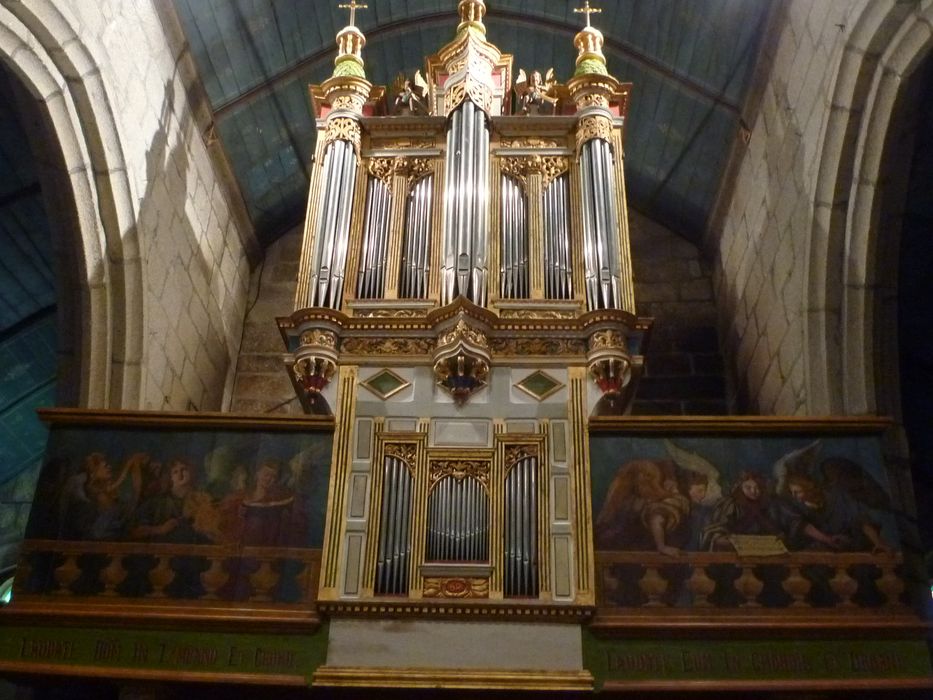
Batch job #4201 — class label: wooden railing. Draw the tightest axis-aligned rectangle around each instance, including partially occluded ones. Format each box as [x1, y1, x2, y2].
[15, 539, 321, 605]
[595, 551, 906, 610]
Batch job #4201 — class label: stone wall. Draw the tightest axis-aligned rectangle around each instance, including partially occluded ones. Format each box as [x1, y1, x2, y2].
[230, 227, 304, 415]
[709, 0, 933, 415]
[630, 210, 727, 415]
[0, 0, 254, 412]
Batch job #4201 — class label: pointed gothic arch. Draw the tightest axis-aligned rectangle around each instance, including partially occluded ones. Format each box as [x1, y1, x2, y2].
[0, 0, 144, 409]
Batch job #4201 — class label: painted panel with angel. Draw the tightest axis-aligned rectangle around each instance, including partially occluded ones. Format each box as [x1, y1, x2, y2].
[21, 418, 332, 603]
[590, 429, 903, 609]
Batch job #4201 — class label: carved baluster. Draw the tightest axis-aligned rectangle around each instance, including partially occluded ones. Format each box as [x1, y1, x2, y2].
[53, 553, 80, 595]
[100, 555, 127, 596]
[292, 560, 313, 602]
[829, 565, 857, 607]
[735, 566, 763, 607]
[876, 562, 905, 608]
[638, 567, 668, 607]
[249, 558, 280, 601]
[200, 556, 229, 600]
[147, 556, 175, 598]
[782, 565, 811, 607]
[686, 565, 715, 607]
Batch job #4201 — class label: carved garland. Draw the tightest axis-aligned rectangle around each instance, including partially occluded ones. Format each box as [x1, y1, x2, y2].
[500, 155, 570, 188]
[588, 329, 628, 351]
[489, 337, 587, 356]
[423, 577, 489, 599]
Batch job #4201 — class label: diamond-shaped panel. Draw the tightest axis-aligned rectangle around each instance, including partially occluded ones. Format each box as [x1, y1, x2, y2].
[360, 369, 411, 400]
[514, 371, 563, 401]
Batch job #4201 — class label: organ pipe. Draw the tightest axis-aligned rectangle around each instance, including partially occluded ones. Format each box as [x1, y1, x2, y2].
[309, 139, 359, 309]
[504, 456, 538, 598]
[580, 138, 623, 311]
[426, 476, 488, 562]
[441, 101, 491, 306]
[375, 456, 413, 595]
[543, 174, 572, 300]
[356, 176, 392, 299]
[499, 175, 529, 299]
[399, 175, 434, 298]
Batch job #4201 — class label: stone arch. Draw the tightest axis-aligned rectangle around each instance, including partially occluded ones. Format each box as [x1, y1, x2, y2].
[805, 0, 933, 415]
[0, 0, 143, 408]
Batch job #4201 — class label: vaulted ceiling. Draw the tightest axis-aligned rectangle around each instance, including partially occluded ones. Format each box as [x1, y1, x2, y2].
[173, 0, 772, 247]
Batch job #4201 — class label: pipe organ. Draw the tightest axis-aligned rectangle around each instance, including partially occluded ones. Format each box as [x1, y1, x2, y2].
[278, 0, 652, 614]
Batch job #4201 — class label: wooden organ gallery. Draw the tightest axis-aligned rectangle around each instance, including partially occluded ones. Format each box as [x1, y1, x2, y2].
[277, 0, 649, 622]
[2, 1, 931, 695]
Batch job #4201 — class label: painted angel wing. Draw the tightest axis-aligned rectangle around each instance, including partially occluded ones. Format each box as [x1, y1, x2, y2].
[514, 68, 528, 95]
[772, 440, 821, 495]
[413, 69, 429, 96]
[544, 67, 556, 89]
[664, 440, 722, 505]
[820, 457, 892, 511]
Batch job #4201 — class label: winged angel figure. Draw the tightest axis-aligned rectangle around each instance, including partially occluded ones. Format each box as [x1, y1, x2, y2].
[392, 70, 429, 115]
[770, 441, 893, 552]
[514, 68, 558, 115]
[595, 440, 722, 556]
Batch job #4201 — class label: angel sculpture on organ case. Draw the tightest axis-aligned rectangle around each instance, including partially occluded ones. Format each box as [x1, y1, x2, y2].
[514, 68, 558, 115]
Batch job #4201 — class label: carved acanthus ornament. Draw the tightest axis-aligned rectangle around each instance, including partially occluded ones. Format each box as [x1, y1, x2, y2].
[367, 157, 396, 187]
[429, 459, 490, 489]
[437, 319, 489, 351]
[588, 329, 628, 352]
[499, 309, 577, 320]
[500, 137, 560, 149]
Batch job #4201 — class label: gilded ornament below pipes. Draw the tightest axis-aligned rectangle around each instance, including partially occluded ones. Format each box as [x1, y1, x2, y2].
[423, 577, 489, 599]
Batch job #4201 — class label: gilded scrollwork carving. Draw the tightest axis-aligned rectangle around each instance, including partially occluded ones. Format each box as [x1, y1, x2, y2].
[385, 443, 418, 466]
[489, 337, 587, 356]
[499, 155, 569, 187]
[588, 329, 628, 352]
[367, 157, 395, 187]
[324, 116, 362, 153]
[504, 444, 538, 467]
[500, 137, 560, 149]
[498, 309, 577, 320]
[353, 308, 423, 318]
[299, 329, 338, 349]
[429, 459, 490, 489]
[423, 577, 489, 599]
[575, 113, 613, 152]
[340, 337, 434, 356]
[437, 318, 489, 351]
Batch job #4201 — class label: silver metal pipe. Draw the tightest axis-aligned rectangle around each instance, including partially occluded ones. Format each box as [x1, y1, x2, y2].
[312, 142, 342, 306]
[580, 145, 599, 309]
[560, 175, 572, 299]
[399, 460, 412, 593]
[388, 458, 403, 593]
[473, 109, 489, 306]
[327, 142, 356, 308]
[418, 177, 431, 297]
[529, 457, 538, 594]
[442, 110, 459, 303]
[458, 103, 475, 297]
[591, 139, 611, 309]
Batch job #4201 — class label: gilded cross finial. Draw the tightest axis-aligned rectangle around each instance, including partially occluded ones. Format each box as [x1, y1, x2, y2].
[338, 0, 367, 27]
[574, 1, 602, 28]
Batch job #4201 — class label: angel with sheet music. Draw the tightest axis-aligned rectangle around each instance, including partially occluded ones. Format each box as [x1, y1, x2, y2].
[392, 71, 429, 115]
[514, 68, 558, 115]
